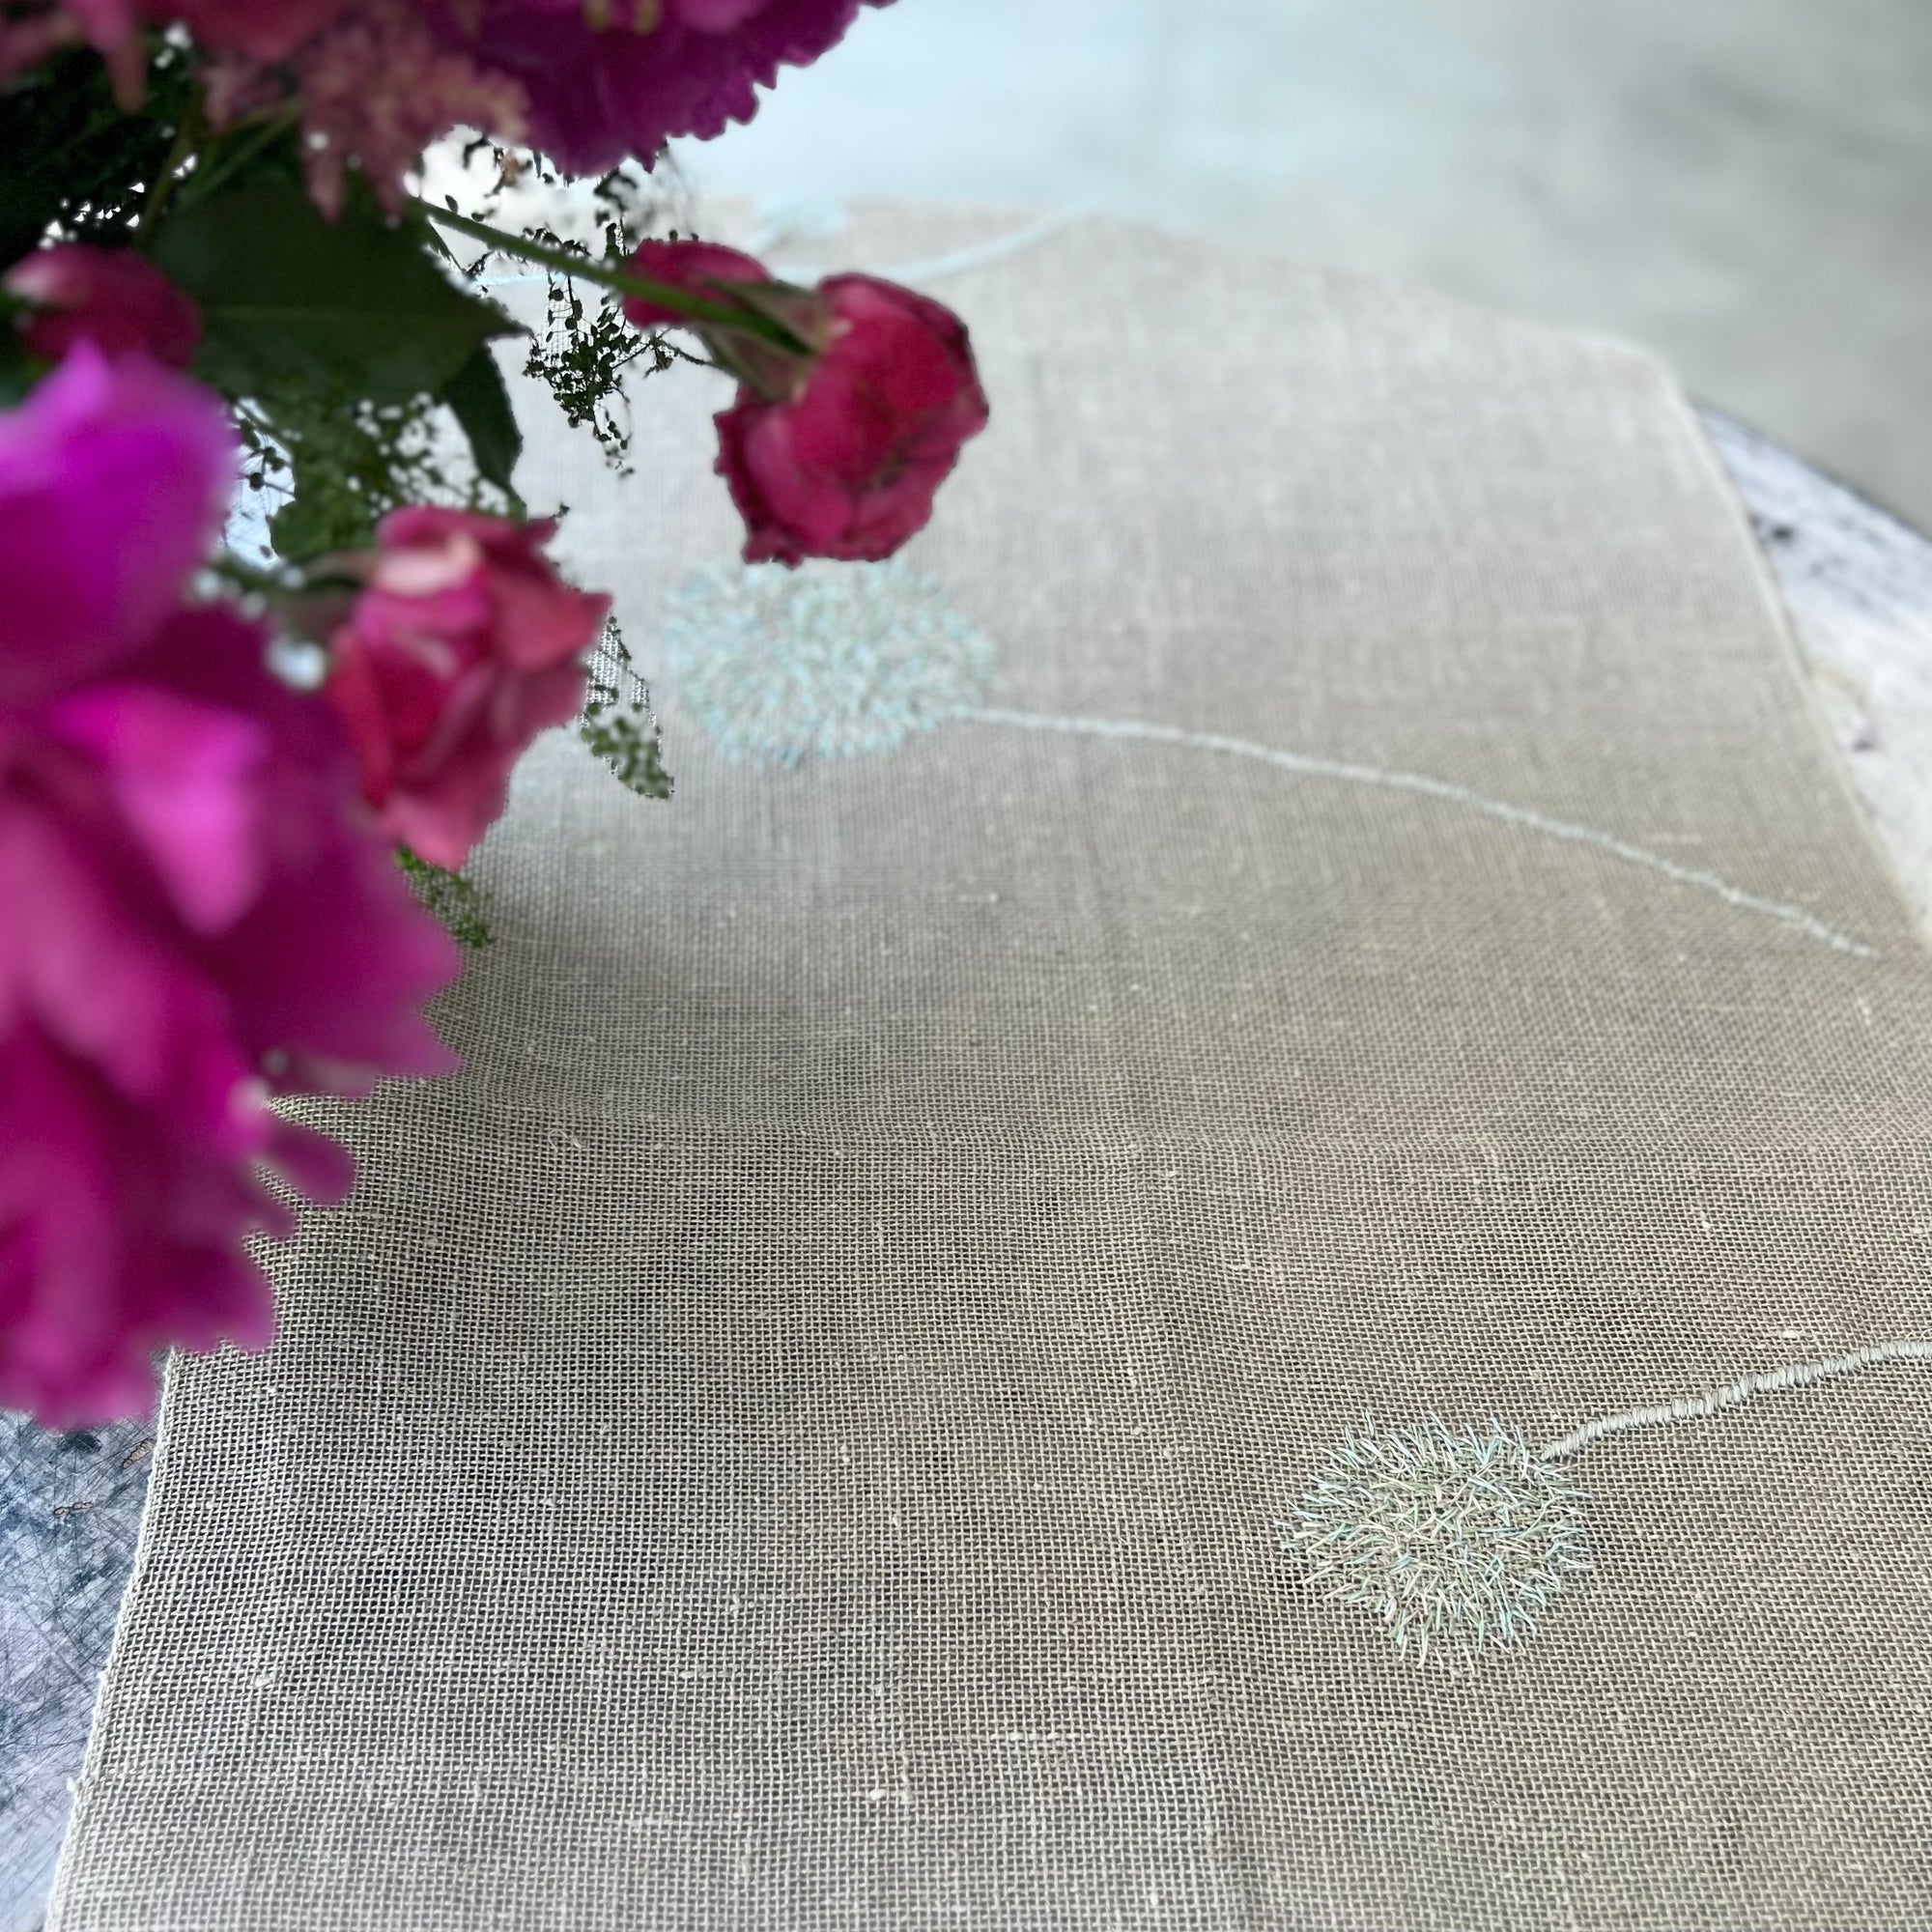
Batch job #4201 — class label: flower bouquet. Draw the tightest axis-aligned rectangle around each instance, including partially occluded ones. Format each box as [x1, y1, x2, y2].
[0, 0, 989, 1426]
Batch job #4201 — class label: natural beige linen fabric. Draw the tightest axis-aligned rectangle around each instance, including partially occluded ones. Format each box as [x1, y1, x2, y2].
[49, 209, 1929, 1930]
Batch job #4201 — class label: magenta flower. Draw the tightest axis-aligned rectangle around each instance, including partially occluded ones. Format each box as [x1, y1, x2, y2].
[428, 0, 892, 177]
[5, 244, 203, 372]
[1, 348, 459, 1426]
[325, 507, 608, 871]
[0, 0, 345, 98]
[715, 274, 988, 565]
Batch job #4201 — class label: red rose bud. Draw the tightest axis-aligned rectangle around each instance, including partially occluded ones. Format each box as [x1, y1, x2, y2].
[713, 274, 989, 566]
[324, 508, 609, 871]
[5, 244, 203, 371]
[618, 239, 772, 327]
[620, 237, 831, 399]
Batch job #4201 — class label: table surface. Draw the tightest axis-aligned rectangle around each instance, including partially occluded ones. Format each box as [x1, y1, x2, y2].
[2, 415, 1926, 1932]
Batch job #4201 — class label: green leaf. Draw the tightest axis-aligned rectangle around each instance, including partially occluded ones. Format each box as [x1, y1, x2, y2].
[580, 619, 674, 799]
[267, 488, 347, 564]
[396, 847, 493, 948]
[439, 346, 523, 497]
[152, 179, 520, 404]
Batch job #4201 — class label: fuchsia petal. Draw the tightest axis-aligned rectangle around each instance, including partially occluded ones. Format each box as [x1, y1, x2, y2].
[426, 0, 888, 178]
[0, 364, 462, 1426]
[45, 683, 268, 933]
[0, 347, 235, 707]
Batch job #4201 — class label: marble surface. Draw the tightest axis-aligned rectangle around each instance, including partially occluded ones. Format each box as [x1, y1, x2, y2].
[1703, 412, 1932, 932]
[1, 1419, 153, 1931]
[2, 419, 1925, 1931]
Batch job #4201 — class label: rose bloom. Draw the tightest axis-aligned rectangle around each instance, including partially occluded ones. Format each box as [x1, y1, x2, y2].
[1, 348, 459, 1425]
[4, 243, 203, 371]
[325, 508, 609, 872]
[426, 0, 891, 177]
[715, 274, 988, 566]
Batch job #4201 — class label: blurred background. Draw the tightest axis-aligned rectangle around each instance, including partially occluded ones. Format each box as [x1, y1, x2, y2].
[668, 0, 1932, 526]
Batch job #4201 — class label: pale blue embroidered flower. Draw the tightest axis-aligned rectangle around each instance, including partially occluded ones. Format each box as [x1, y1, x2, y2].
[663, 560, 995, 766]
[1278, 1417, 1592, 1661]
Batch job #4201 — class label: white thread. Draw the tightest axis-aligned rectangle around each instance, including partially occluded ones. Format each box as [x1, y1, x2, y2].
[774, 209, 1087, 289]
[1541, 1340, 1932, 1462]
[965, 707, 1880, 959]
[1279, 1416, 1592, 1661]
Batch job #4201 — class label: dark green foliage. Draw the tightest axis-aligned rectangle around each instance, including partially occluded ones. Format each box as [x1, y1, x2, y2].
[395, 847, 494, 948]
[517, 224, 700, 475]
[153, 177, 519, 405]
[449, 144, 703, 474]
[524, 266, 668, 475]
[0, 298, 33, 404]
[0, 42, 193, 266]
[235, 384, 463, 562]
[439, 347, 523, 500]
[581, 619, 674, 799]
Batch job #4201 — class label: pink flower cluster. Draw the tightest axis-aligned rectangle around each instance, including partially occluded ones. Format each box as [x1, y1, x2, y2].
[3, 0, 893, 209]
[0, 347, 460, 1424]
[0, 44, 989, 1419]
[201, 0, 528, 219]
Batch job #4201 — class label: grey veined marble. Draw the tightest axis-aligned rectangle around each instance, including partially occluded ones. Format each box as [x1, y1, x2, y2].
[1, 1416, 154, 1931]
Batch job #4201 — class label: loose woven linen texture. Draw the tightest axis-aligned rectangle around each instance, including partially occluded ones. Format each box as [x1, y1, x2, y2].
[49, 209, 1930, 1930]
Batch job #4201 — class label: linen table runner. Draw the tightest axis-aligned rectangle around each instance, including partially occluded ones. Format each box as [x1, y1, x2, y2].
[48, 208, 1929, 1931]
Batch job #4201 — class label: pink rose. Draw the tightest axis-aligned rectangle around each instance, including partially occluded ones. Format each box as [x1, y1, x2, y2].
[325, 508, 609, 871]
[713, 273, 988, 566]
[5, 244, 203, 372]
[198, 1, 528, 221]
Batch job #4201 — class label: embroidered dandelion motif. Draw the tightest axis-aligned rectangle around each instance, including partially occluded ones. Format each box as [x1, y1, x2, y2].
[1279, 1417, 1592, 1661]
[662, 559, 995, 766]
[1281, 1342, 1931, 1662]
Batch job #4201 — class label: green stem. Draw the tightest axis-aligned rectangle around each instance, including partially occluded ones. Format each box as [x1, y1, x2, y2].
[175, 105, 300, 213]
[137, 89, 204, 239]
[412, 199, 811, 353]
